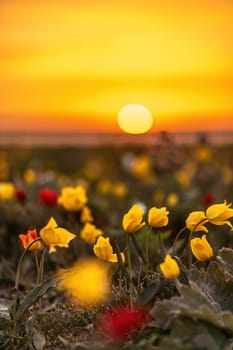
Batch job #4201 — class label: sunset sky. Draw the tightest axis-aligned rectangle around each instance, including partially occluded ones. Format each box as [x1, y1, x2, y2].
[0, 0, 233, 133]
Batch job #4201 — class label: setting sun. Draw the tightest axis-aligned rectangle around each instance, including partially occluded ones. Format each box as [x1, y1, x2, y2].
[0, 0, 233, 133]
[117, 104, 154, 134]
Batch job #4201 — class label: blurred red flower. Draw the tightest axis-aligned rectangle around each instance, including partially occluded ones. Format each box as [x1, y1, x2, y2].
[203, 192, 214, 206]
[38, 188, 58, 207]
[98, 304, 148, 341]
[15, 188, 27, 203]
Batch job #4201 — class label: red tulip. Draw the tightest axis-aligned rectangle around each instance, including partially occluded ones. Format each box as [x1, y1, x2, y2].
[38, 188, 58, 207]
[15, 188, 27, 203]
[19, 229, 41, 250]
[203, 192, 214, 206]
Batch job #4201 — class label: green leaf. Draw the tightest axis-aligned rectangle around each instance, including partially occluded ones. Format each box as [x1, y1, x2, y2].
[137, 277, 166, 306]
[0, 336, 11, 349]
[150, 281, 223, 330]
[190, 261, 233, 312]
[0, 315, 11, 330]
[159, 317, 227, 350]
[222, 311, 233, 333]
[15, 278, 56, 323]
[130, 234, 147, 264]
[33, 330, 46, 350]
[217, 247, 233, 278]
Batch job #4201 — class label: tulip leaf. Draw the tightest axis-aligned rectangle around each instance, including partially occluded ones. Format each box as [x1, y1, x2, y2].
[15, 278, 56, 323]
[222, 311, 233, 333]
[130, 233, 147, 264]
[33, 330, 46, 350]
[0, 335, 11, 349]
[136, 277, 172, 306]
[190, 261, 233, 312]
[151, 281, 223, 329]
[217, 247, 233, 278]
[159, 317, 227, 350]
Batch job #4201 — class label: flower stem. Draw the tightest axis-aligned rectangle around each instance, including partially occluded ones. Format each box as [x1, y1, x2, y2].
[38, 247, 47, 284]
[34, 250, 40, 285]
[13, 238, 42, 336]
[158, 231, 166, 259]
[145, 226, 152, 275]
[187, 218, 208, 269]
[172, 226, 187, 256]
[126, 234, 134, 308]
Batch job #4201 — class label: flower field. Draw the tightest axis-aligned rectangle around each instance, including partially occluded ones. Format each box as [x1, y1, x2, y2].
[0, 135, 233, 349]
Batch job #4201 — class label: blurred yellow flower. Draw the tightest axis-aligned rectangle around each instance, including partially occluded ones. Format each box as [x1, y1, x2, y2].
[131, 155, 155, 182]
[122, 204, 145, 233]
[24, 168, 37, 184]
[206, 201, 233, 229]
[40, 217, 76, 253]
[176, 170, 191, 188]
[81, 159, 103, 181]
[195, 144, 212, 163]
[191, 235, 213, 261]
[0, 182, 15, 200]
[112, 182, 128, 198]
[148, 206, 169, 227]
[93, 236, 125, 263]
[152, 189, 165, 205]
[160, 255, 180, 279]
[222, 166, 233, 185]
[80, 223, 103, 244]
[186, 211, 208, 232]
[58, 185, 87, 211]
[166, 192, 179, 207]
[59, 258, 110, 307]
[97, 179, 112, 195]
[80, 206, 94, 223]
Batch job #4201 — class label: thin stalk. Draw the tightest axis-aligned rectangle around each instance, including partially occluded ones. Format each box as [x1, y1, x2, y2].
[34, 250, 40, 285]
[38, 247, 47, 284]
[13, 238, 42, 337]
[158, 231, 166, 259]
[172, 226, 187, 256]
[15, 238, 42, 291]
[126, 234, 134, 308]
[145, 226, 152, 275]
[188, 218, 208, 269]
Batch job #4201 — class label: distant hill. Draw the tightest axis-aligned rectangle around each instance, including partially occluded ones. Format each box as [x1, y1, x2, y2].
[0, 131, 232, 147]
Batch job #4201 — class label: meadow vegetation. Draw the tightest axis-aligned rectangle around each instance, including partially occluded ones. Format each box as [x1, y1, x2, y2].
[0, 136, 233, 349]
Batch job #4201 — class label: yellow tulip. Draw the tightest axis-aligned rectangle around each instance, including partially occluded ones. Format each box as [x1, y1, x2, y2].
[59, 258, 110, 307]
[122, 204, 145, 233]
[80, 223, 103, 244]
[80, 206, 94, 223]
[93, 236, 125, 263]
[23, 168, 37, 184]
[191, 235, 213, 261]
[58, 185, 87, 211]
[185, 211, 208, 232]
[0, 182, 15, 200]
[148, 206, 169, 227]
[206, 201, 233, 229]
[160, 255, 180, 279]
[40, 217, 76, 253]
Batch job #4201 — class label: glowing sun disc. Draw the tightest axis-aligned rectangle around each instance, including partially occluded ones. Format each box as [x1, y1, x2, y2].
[117, 104, 154, 134]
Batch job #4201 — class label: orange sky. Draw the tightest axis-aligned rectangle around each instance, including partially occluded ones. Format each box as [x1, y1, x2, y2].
[0, 0, 233, 133]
